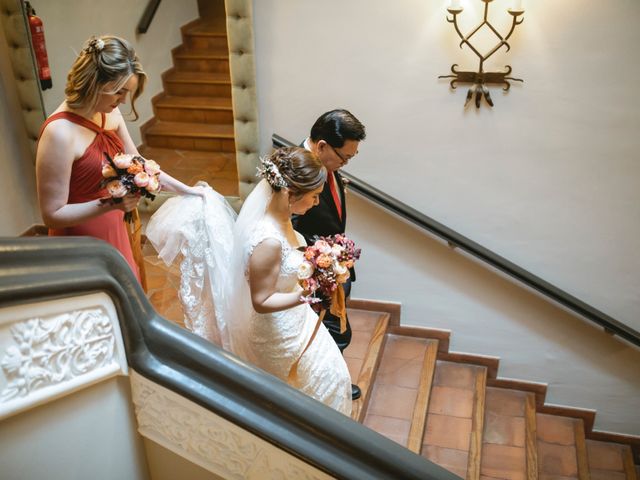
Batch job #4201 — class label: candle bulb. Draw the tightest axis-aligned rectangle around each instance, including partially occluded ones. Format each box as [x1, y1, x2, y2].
[512, 0, 523, 11]
[450, 0, 461, 9]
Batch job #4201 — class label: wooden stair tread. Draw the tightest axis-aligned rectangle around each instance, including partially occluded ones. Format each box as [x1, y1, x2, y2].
[164, 70, 231, 84]
[174, 46, 229, 59]
[348, 309, 389, 422]
[421, 361, 487, 479]
[587, 439, 638, 480]
[155, 95, 232, 110]
[185, 19, 227, 35]
[145, 121, 234, 138]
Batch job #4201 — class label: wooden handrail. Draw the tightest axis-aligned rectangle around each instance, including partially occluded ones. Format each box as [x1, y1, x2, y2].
[272, 133, 640, 348]
[137, 0, 162, 34]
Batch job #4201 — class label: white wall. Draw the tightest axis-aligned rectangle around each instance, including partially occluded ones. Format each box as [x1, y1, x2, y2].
[252, 0, 640, 434]
[33, 0, 199, 145]
[0, 20, 41, 235]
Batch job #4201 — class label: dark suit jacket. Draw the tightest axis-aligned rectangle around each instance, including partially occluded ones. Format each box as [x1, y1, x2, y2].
[292, 169, 356, 282]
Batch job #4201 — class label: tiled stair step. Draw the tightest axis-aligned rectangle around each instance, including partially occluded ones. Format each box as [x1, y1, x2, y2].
[183, 20, 228, 49]
[421, 360, 487, 479]
[173, 46, 230, 73]
[480, 387, 538, 480]
[137, 146, 238, 197]
[144, 120, 235, 152]
[154, 95, 233, 124]
[163, 69, 231, 97]
[345, 309, 390, 423]
[536, 413, 589, 479]
[587, 439, 638, 480]
[362, 335, 436, 448]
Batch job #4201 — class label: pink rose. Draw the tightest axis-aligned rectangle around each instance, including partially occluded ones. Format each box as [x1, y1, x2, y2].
[144, 159, 161, 175]
[106, 180, 128, 198]
[112, 153, 134, 169]
[101, 163, 116, 178]
[134, 172, 150, 188]
[314, 240, 331, 254]
[146, 175, 160, 193]
[127, 160, 143, 175]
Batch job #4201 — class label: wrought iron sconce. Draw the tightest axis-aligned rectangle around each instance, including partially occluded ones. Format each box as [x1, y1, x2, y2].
[439, 0, 525, 108]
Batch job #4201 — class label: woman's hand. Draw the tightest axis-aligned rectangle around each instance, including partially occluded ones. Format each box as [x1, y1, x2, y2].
[112, 194, 141, 213]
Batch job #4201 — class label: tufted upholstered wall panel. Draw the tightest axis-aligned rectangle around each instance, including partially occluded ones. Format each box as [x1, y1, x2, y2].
[0, 0, 45, 157]
[224, 0, 259, 201]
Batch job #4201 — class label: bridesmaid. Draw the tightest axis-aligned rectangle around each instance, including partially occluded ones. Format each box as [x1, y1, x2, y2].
[36, 35, 203, 281]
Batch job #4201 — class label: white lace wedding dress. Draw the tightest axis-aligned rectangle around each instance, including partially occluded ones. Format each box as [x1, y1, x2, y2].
[246, 219, 352, 415]
[146, 182, 351, 416]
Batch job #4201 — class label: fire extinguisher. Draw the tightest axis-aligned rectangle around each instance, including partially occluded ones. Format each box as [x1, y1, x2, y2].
[25, 1, 52, 90]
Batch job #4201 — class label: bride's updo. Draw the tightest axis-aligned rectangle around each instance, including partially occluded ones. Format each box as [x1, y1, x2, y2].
[259, 147, 326, 197]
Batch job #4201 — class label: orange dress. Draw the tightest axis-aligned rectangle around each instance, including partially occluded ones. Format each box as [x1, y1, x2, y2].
[39, 111, 140, 281]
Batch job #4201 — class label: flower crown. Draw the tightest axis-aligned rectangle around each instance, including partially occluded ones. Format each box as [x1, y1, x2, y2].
[257, 155, 288, 190]
[84, 37, 105, 55]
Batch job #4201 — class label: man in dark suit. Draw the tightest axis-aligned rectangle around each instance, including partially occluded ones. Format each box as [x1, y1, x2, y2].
[292, 109, 366, 400]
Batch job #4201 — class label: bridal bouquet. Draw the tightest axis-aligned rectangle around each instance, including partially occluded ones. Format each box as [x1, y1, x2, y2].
[100, 152, 162, 223]
[297, 234, 361, 331]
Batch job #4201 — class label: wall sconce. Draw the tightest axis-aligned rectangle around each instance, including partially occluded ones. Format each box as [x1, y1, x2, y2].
[439, 0, 525, 108]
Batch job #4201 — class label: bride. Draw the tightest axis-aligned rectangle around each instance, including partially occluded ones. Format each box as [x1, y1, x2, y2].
[146, 146, 351, 415]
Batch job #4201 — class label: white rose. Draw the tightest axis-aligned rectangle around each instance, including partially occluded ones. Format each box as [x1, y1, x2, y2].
[331, 244, 345, 256]
[333, 262, 348, 276]
[297, 261, 315, 280]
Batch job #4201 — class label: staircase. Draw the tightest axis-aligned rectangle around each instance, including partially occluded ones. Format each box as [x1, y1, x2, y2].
[346, 301, 640, 479]
[138, 6, 238, 196]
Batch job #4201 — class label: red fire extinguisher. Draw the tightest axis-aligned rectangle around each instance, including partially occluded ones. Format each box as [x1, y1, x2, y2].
[25, 1, 52, 90]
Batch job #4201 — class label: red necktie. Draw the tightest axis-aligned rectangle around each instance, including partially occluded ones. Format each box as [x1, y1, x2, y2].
[327, 170, 342, 220]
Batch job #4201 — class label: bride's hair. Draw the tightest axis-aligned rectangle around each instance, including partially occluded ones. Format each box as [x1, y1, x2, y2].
[266, 147, 326, 197]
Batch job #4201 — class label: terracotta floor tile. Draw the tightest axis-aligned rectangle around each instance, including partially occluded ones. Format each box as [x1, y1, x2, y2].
[421, 445, 469, 475]
[433, 361, 478, 389]
[345, 355, 362, 382]
[367, 383, 418, 420]
[375, 355, 424, 389]
[348, 309, 383, 332]
[384, 334, 428, 360]
[428, 386, 475, 418]
[536, 414, 576, 446]
[483, 411, 526, 447]
[586, 440, 624, 471]
[344, 329, 371, 359]
[485, 387, 527, 417]
[590, 471, 626, 480]
[363, 414, 411, 446]
[480, 443, 526, 480]
[424, 413, 472, 451]
[537, 440, 578, 477]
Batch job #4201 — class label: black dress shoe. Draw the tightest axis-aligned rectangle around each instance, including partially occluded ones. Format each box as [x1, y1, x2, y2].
[351, 384, 361, 400]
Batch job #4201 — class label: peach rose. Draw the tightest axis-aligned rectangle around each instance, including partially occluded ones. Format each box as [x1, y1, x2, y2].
[101, 163, 116, 178]
[106, 180, 128, 198]
[112, 153, 134, 169]
[144, 159, 161, 175]
[127, 160, 144, 175]
[146, 175, 160, 193]
[134, 171, 150, 188]
[316, 254, 332, 269]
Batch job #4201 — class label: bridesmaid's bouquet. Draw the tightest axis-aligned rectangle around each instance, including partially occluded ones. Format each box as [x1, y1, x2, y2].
[100, 152, 162, 223]
[297, 234, 361, 331]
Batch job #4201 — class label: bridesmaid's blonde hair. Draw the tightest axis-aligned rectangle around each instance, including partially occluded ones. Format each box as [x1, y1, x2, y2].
[65, 35, 147, 119]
